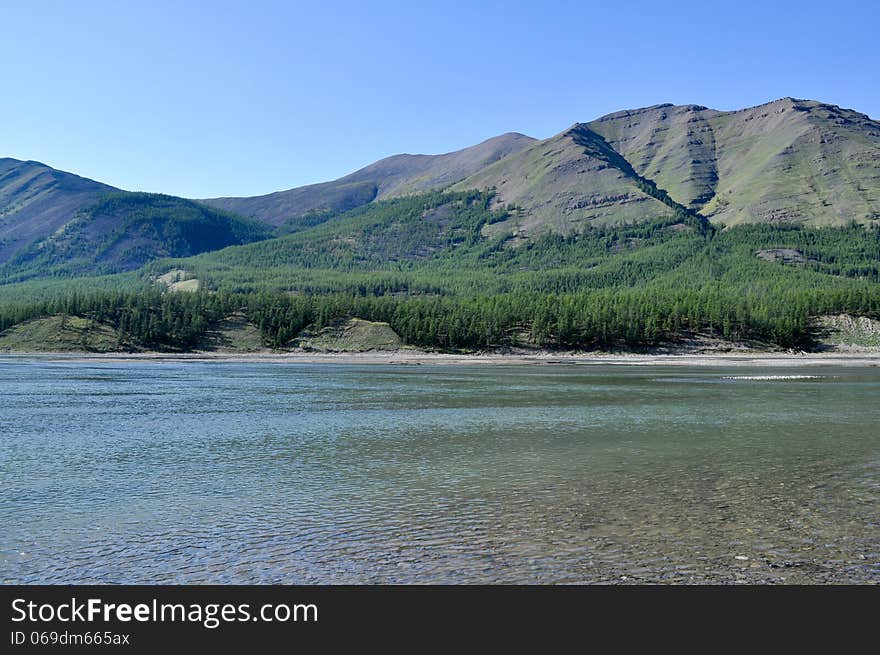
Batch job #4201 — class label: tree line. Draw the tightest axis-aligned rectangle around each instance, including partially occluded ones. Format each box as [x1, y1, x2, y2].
[2, 281, 878, 352]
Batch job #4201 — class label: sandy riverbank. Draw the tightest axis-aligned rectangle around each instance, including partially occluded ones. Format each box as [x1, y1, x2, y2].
[2, 350, 880, 366]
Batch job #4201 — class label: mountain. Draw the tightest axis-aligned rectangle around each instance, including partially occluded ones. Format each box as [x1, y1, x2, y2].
[451, 123, 684, 236]
[1, 192, 271, 282]
[198, 98, 880, 234]
[5, 187, 877, 354]
[2, 97, 879, 354]
[588, 98, 880, 226]
[0, 159, 270, 281]
[201, 132, 536, 227]
[453, 98, 880, 234]
[0, 158, 114, 263]
[3, 98, 879, 285]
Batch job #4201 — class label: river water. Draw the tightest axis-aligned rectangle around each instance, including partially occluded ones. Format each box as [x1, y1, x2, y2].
[2, 358, 878, 583]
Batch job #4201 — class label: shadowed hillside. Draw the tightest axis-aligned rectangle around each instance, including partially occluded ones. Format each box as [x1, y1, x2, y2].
[1, 192, 271, 282]
[0, 158, 114, 262]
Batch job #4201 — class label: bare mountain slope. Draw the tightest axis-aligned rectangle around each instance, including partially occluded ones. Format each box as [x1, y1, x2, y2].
[586, 103, 724, 211]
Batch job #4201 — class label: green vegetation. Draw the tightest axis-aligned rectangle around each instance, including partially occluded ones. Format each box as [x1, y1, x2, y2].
[0, 315, 130, 352]
[1, 192, 271, 283]
[198, 313, 265, 352]
[293, 317, 404, 352]
[588, 99, 880, 227]
[813, 314, 880, 350]
[1, 189, 878, 352]
[5, 99, 879, 288]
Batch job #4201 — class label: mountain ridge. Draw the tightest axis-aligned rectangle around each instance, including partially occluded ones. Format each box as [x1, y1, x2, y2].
[2, 97, 879, 282]
[202, 96, 880, 233]
[588, 97, 880, 226]
[201, 131, 536, 227]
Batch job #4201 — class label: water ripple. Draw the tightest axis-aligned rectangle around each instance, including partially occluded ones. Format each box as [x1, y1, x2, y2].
[1, 361, 878, 584]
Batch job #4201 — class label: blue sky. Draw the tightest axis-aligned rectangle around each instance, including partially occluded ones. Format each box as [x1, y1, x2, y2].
[2, 0, 877, 198]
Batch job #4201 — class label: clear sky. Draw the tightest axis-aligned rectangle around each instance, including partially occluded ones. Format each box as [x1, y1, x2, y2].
[2, 0, 877, 198]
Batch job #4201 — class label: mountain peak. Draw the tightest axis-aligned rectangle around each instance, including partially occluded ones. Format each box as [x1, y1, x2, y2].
[592, 103, 715, 126]
[739, 97, 834, 114]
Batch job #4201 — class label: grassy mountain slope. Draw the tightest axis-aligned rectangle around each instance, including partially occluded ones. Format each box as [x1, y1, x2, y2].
[589, 98, 880, 226]
[454, 99, 880, 235]
[196, 98, 880, 240]
[201, 132, 536, 226]
[140, 190, 879, 300]
[587, 103, 724, 211]
[0, 314, 127, 352]
[451, 126, 677, 235]
[292, 317, 403, 352]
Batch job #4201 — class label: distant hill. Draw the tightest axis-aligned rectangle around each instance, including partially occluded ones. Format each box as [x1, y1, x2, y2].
[201, 132, 536, 228]
[0, 191, 271, 282]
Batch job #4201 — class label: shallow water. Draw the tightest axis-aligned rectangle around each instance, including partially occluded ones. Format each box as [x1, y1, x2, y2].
[1, 358, 878, 584]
